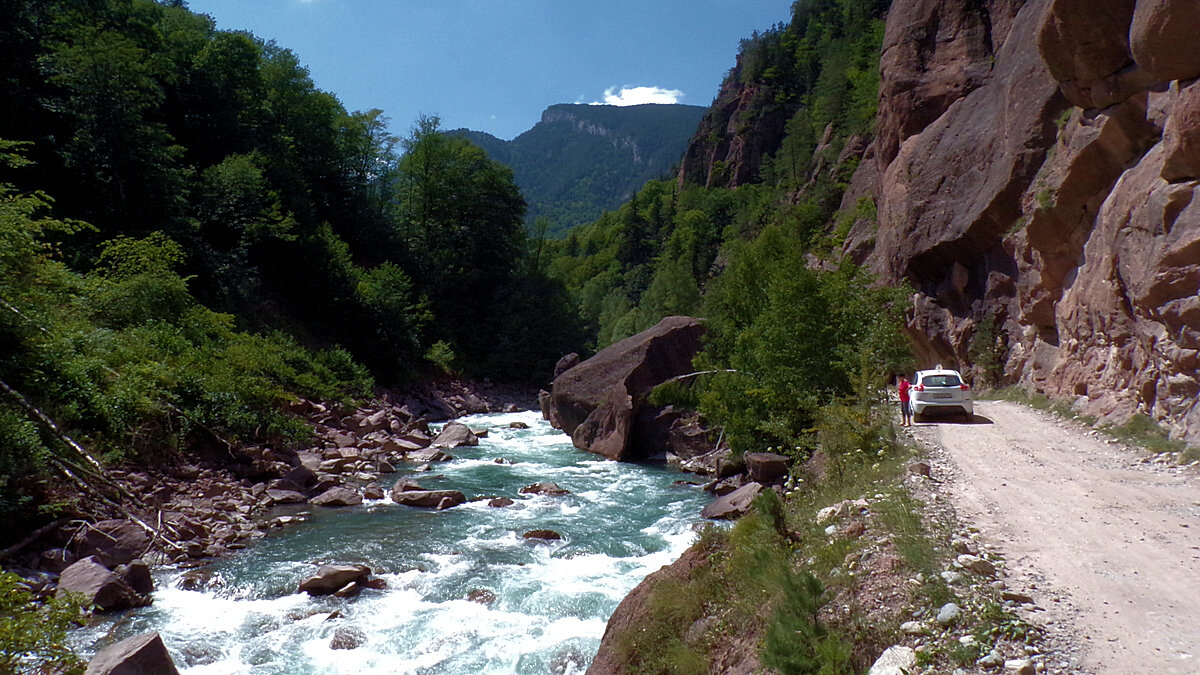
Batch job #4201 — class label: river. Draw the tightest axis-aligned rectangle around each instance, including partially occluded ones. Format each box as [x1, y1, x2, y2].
[75, 410, 709, 674]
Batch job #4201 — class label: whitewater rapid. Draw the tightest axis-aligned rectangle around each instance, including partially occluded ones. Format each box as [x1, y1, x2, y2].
[75, 411, 708, 674]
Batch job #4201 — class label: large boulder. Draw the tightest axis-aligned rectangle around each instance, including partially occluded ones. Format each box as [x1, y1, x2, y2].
[1036, 0, 1149, 109]
[389, 488, 466, 508]
[298, 564, 371, 596]
[84, 632, 180, 675]
[431, 422, 479, 448]
[57, 556, 150, 611]
[75, 520, 150, 568]
[700, 482, 764, 520]
[549, 316, 704, 461]
[1130, 0, 1200, 82]
[569, 383, 636, 461]
[744, 452, 790, 485]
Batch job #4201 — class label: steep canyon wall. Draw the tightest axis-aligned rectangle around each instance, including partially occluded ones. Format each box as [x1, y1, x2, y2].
[859, 0, 1200, 442]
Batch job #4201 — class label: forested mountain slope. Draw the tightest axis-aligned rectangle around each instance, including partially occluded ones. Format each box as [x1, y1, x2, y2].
[451, 103, 707, 237]
[0, 0, 584, 531]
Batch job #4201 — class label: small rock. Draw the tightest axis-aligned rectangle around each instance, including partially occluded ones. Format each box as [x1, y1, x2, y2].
[941, 570, 964, 584]
[488, 497, 515, 508]
[467, 588, 497, 604]
[952, 539, 979, 555]
[907, 461, 932, 477]
[523, 529, 562, 541]
[867, 645, 916, 675]
[957, 554, 997, 577]
[842, 521, 866, 538]
[900, 621, 925, 635]
[519, 482, 570, 496]
[936, 602, 962, 626]
[978, 651, 1004, 668]
[1005, 658, 1035, 675]
[1002, 590, 1035, 604]
[508, 422, 529, 429]
[330, 626, 366, 650]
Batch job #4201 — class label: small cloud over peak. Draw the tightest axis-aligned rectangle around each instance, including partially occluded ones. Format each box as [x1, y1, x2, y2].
[590, 86, 685, 106]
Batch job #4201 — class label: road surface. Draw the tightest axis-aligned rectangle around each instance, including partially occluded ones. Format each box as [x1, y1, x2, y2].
[918, 400, 1200, 674]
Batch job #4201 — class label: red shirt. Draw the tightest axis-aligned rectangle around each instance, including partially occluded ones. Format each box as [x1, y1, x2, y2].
[898, 379, 910, 402]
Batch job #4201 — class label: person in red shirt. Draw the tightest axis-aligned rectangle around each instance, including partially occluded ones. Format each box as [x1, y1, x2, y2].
[897, 375, 913, 427]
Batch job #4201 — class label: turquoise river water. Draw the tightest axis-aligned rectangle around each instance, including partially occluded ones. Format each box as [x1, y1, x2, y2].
[75, 411, 709, 674]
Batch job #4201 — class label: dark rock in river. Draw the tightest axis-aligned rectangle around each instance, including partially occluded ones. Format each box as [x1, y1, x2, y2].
[467, 588, 497, 604]
[57, 556, 150, 612]
[431, 422, 479, 448]
[390, 488, 467, 508]
[330, 626, 366, 650]
[310, 487, 363, 507]
[84, 631, 180, 675]
[523, 529, 563, 541]
[298, 564, 371, 596]
[519, 482, 570, 496]
[115, 558, 154, 595]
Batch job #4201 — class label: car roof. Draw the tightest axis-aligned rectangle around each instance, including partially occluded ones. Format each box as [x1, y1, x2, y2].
[915, 369, 962, 377]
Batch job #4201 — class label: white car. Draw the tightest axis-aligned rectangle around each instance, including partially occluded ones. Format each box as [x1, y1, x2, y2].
[912, 368, 974, 422]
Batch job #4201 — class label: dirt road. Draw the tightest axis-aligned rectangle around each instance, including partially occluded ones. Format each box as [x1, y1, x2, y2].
[917, 400, 1200, 674]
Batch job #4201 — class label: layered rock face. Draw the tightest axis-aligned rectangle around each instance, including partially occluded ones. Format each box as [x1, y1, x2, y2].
[863, 0, 1200, 441]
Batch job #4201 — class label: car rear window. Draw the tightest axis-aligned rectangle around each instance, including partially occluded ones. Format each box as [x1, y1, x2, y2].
[922, 374, 962, 387]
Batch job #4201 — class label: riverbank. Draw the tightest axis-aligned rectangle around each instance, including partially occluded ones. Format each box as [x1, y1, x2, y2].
[71, 409, 710, 673]
[1, 377, 538, 599]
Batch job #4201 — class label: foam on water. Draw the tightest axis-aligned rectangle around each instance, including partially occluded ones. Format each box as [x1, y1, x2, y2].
[74, 411, 709, 673]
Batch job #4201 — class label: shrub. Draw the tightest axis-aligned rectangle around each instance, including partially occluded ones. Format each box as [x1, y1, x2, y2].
[0, 570, 85, 674]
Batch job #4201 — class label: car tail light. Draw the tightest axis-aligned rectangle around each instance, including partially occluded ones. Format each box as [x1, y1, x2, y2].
[961, 384, 971, 391]
[915, 384, 924, 392]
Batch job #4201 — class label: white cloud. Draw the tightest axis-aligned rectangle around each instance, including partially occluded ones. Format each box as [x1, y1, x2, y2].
[590, 86, 685, 106]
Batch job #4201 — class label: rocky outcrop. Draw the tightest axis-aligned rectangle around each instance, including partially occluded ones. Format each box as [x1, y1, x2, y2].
[547, 316, 705, 461]
[84, 632, 180, 675]
[856, 0, 1200, 442]
[876, 0, 1024, 166]
[588, 544, 715, 674]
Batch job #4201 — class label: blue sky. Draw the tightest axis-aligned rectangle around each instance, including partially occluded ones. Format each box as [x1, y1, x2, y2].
[185, 0, 795, 139]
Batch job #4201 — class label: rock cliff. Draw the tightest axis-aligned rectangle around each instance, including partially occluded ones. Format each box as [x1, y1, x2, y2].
[860, 0, 1200, 442]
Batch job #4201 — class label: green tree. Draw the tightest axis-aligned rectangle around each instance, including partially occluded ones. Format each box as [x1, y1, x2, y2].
[394, 116, 527, 367]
